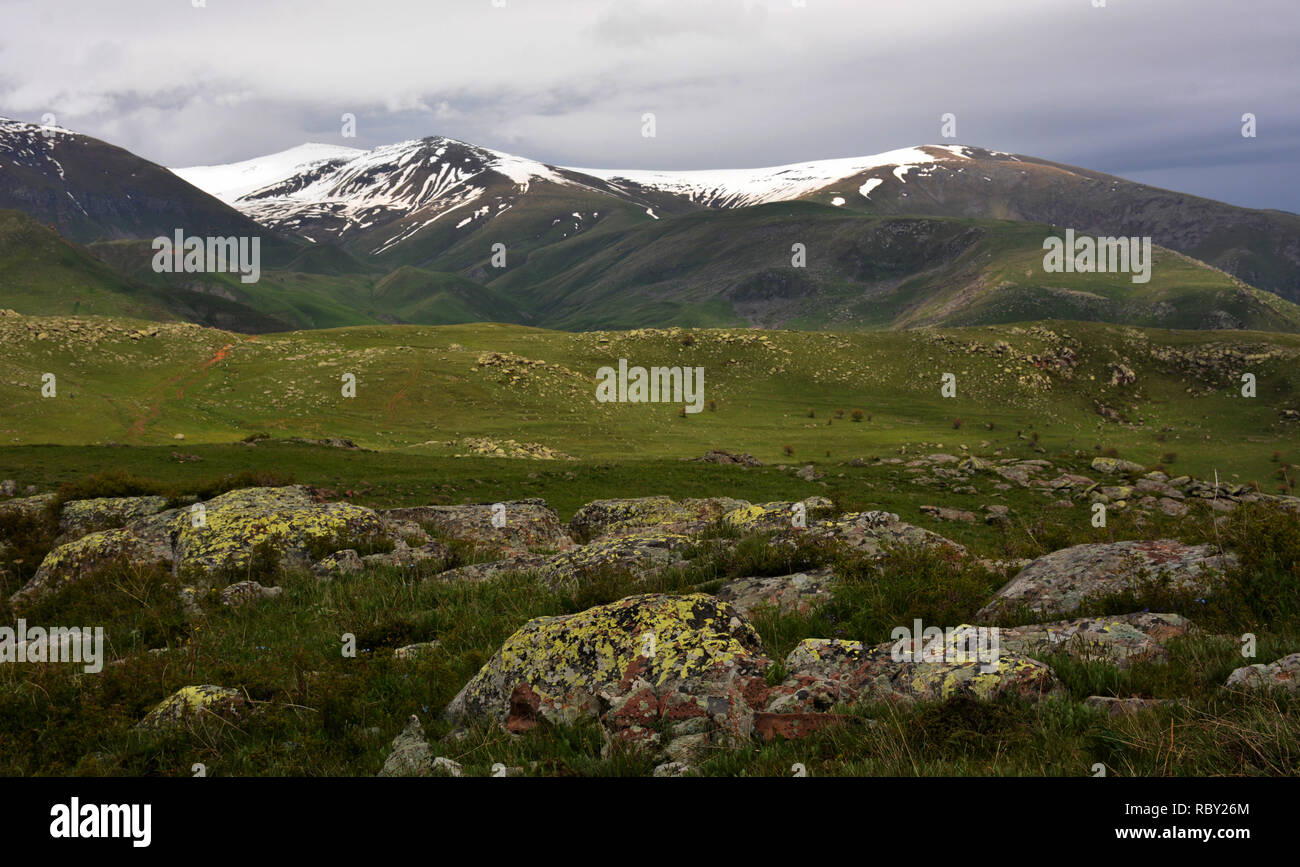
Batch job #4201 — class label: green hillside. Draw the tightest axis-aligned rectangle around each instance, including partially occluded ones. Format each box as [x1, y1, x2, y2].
[2, 313, 1297, 484]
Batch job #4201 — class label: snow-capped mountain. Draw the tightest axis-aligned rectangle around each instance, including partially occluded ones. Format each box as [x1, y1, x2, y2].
[169, 139, 999, 256]
[172, 136, 637, 254]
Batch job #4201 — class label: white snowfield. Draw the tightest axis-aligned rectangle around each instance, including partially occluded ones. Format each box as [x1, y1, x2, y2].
[565, 145, 977, 208]
[172, 143, 366, 203]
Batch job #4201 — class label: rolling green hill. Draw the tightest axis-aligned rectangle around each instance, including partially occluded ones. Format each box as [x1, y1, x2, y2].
[2, 313, 1297, 483]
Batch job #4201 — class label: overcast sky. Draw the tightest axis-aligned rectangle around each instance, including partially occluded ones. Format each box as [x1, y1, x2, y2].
[1, 0, 1296, 211]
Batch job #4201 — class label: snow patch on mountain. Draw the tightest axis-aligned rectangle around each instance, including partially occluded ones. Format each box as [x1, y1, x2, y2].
[172, 143, 365, 203]
[565, 145, 973, 208]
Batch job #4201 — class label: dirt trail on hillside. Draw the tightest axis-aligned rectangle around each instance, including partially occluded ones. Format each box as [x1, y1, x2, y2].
[126, 337, 257, 442]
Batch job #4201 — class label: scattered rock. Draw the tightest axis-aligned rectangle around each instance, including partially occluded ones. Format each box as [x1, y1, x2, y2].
[136, 685, 245, 731]
[377, 715, 464, 777]
[219, 581, 283, 607]
[1225, 653, 1300, 694]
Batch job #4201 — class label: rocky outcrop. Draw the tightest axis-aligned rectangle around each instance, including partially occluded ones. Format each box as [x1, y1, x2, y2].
[381, 499, 572, 556]
[13, 486, 390, 607]
[569, 496, 750, 542]
[433, 530, 694, 586]
[976, 540, 1236, 621]
[997, 612, 1194, 667]
[56, 495, 169, 543]
[715, 568, 836, 617]
[781, 634, 1063, 705]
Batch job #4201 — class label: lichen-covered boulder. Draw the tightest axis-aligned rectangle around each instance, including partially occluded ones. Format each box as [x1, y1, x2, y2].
[382, 499, 573, 556]
[136, 685, 245, 731]
[1091, 457, 1146, 475]
[312, 549, 363, 580]
[721, 497, 835, 533]
[975, 540, 1236, 620]
[360, 539, 450, 571]
[57, 495, 169, 543]
[715, 568, 835, 617]
[1225, 653, 1300, 694]
[15, 486, 394, 606]
[774, 510, 965, 560]
[444, 593, 769, 731]
[12, 524, 175, 608]
[0, 493, 56, 520]
[569, 496, 750, 542]
[172, 486, 386, 576]
[783, 633, 1063, 704]
[997, 612, 1194, 667]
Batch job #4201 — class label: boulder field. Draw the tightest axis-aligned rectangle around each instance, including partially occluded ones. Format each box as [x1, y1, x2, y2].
[3, 479, 1294, 773]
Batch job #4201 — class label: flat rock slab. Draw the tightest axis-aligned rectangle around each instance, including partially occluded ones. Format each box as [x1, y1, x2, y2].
[975, 540, 1235, 621]
[998, 612, 1194, 667]
[433, 530, 695, 586]
[714, 567, 835, 617]
[783, 635, 1063, 704]
[569, 496, 750, 542]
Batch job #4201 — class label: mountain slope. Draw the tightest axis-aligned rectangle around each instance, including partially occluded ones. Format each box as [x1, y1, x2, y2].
[586, 144, 1300, 303]
[0, 118, 299, 259]
[177, 138, 1300, 304]
[486, 204, 1300, 332]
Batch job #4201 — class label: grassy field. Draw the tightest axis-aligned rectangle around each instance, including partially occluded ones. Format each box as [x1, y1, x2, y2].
[3, 315, 1299, 485]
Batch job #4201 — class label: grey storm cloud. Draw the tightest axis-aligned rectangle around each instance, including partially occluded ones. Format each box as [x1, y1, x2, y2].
[0, 0, 1295, 210]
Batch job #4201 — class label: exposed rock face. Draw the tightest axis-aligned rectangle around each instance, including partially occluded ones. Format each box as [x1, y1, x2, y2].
[721, 498, 835, 533]
[381, 499, 573, 556]
[1225, 653, 1300, 694]
[997, 612, 1194, 667]
[13, 525, 175, 608]
[975, 540, 1236, 621]
[136, 685, 245, 731]
[785, 510, 967, 560]
[0, 493, 56, 520]
[715, 568, 835, 617]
